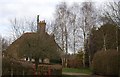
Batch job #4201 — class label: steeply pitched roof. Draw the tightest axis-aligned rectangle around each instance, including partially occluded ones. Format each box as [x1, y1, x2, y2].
[6, 32, 62, 60]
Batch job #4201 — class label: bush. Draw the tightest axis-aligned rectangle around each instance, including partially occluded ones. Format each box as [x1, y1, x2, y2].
[92, 49, 120, 76]
[67, 58, 83, 68]
[2, 57, 34, 75]
[67, 53, 83, 68]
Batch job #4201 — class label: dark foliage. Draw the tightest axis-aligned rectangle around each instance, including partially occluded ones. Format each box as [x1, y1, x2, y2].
[67, 53, 83, 68]
[2, 57, 34, 75]
[92, 49, 120, 76]
[86, 23, 120, 64]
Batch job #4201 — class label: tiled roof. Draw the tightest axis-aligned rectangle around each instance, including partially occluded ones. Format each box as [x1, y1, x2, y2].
[6, 32, 62, 59]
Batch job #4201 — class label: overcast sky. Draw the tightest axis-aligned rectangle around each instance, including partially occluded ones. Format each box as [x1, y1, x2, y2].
[0, 0, 119, 39]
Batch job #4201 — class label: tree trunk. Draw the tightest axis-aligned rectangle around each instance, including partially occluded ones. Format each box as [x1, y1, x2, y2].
[35, 58, 39, 75]
[103, 34, 107, 51]
[73, 28, 76, 55]
[116, 26, 118, 52]
[83, 32, 86, 68]
[65, 25, 68, 67]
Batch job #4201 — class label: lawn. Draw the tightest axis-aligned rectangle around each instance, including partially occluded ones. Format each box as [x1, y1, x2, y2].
[62, 67, 92, 74]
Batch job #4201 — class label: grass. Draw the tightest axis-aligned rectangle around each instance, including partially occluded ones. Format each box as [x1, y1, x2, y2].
[62, 67, 92, 74]
[62, 75, 77, 77]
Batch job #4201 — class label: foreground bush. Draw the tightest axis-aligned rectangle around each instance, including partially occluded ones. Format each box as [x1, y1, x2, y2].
[2, 57, 62, 76]
[2, 57, 34, 75]
[92, 49, 120, 76]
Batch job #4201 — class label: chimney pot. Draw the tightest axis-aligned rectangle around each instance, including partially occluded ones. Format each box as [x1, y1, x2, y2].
[38, 20, 46, 33]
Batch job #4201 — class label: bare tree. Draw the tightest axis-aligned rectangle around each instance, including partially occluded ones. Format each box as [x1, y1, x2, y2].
[102, 2, 120, 52]
[10, 18, 26, 40]
[103, 2, 120, 26]
[53, 2, 70, 67]
[68, 3, 83, 54]
[0, 36, 9, 58]
[1, 38, 9, 51]
[80, 2, 97, 67]
[71, 13, 77, 54]
[53, 2, 97, 67]
[9, 18, 36, 40]
[26, 19, 37, 32]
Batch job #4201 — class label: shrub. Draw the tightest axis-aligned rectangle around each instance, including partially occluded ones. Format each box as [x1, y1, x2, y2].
[67, 58, 83, 68]
[67, 52, 83, 68]
[2, 57, 62, 75]
[2, 57, 34, 75]
[92, 49, 119, 76]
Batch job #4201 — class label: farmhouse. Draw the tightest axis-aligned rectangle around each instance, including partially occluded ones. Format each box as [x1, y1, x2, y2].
[5, 15, 63, 64]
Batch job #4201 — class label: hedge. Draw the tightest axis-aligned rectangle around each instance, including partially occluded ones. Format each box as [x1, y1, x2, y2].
[2, 57, 34, 76]
[92, 49, 120, 76]
[2, 57, 62, 76]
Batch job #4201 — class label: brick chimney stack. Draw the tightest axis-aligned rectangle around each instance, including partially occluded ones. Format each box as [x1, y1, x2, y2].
[39, 20, 46, 34]
[37, 15, 46, 34]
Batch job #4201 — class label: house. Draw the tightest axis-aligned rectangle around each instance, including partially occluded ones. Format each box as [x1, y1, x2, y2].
[5, 15, 63, 64]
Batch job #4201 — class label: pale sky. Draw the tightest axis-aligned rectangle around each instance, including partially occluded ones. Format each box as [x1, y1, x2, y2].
[0, 0, 119, 39]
